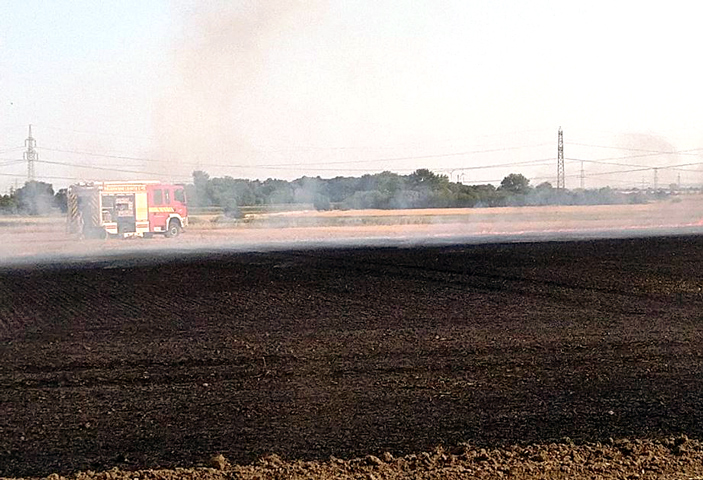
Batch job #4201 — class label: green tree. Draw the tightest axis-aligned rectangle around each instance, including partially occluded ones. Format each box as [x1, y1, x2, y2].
[261, 178, 294, 204]
[408, 169, 448, 189]
[0, 192, 17, 213]
[500, 173, 531, 195]
[192, 170, 212, 207]
[376, 171, 403, 196]
[325, 176, 359, 203]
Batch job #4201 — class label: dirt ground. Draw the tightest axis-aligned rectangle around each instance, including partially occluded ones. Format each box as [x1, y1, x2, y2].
[5, 438, 703, 479]
[2, 234, 703, 478]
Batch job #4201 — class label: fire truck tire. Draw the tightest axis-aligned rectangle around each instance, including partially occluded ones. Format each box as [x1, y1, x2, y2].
[165, 220, 181, 238]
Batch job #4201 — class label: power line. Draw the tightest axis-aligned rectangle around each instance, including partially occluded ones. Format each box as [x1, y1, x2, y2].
[9, 134, 702, 187]
[38, 142, 553, 169]
[435, 158, 556, 173]
[571, 147, 703, 164]
[573, 160, 702, 174]
[35, 150, 674, 182]
[332, 144, 553, 165]
[582, 159, 703, 178]
[566, 157, 645, 169]
[31, 123, 553, 151]
[663, 159, 703, 169]
[0, 146, 24, 154]
[37, 156, 560, 176]
[0, 172, 90, 181]
[36, 159, 168, 177]
[0, 162, 689, 190]
[0, 171, 192, 183]
[34, 157, 413, 174]
[567, 141, 702, 155]
[559, 149, 703, 190]
[584, 166, 656, 177]
[38, 147, 165, 163]
[0, 160, 24, 167]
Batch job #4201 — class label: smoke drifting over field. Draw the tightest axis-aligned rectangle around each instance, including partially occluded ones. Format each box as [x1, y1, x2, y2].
[2, 197, 703, 267]
[154, 1, 329, 178]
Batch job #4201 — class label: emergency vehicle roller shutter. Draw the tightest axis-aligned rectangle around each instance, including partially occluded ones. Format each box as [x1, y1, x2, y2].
[90, 193, 101, 227]
[67, 188, 79, 233]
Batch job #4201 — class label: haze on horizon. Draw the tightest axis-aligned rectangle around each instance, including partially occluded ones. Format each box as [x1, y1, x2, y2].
[1, 0, 703, 194]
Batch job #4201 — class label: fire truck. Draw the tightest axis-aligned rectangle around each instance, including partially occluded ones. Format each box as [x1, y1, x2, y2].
[67, 181, 188, 239]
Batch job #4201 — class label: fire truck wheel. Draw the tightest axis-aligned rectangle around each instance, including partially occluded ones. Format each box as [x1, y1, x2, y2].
[165, 220, 181, 238]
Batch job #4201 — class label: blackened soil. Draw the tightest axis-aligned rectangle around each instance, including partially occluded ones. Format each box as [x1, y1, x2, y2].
[2, 235, 703, 477]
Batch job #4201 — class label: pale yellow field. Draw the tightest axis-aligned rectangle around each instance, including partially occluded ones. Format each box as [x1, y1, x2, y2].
[1, 196, 702, 262]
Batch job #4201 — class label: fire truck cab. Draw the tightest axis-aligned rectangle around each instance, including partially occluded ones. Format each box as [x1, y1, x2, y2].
[67, 181, 188, 239]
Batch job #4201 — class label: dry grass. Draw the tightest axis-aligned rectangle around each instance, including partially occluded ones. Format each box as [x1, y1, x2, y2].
[0, 215, 64, 227]
[1, 197, 702, 260]
[194, 196, 703, 230]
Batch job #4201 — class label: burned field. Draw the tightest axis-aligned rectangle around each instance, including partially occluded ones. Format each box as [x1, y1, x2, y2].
[1, 235, 703, 477]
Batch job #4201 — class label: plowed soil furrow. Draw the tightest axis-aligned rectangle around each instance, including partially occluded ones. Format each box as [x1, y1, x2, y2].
[2, 235, 703, 477]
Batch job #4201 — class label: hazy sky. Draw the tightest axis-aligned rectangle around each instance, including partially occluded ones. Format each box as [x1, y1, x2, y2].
[1, 0, 703, 193]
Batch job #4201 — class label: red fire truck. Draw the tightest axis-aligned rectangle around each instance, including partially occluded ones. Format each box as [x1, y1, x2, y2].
[67, 181, 188, 239]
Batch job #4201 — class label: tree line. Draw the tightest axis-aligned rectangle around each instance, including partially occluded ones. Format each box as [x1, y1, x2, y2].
[0, 169, 654, 216]
[188, 169, 652, 216]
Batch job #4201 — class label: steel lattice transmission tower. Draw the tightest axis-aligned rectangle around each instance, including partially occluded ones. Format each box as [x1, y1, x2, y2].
[557, 127, 565, 190]
[23, 124, 38, 182]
